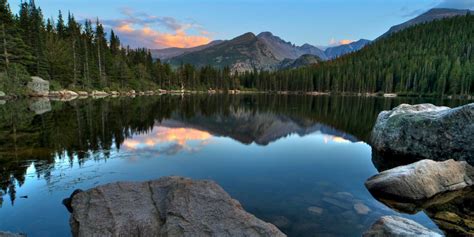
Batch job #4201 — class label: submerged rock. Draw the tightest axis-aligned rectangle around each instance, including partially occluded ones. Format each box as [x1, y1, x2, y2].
[27, 76, 49, 97]
[0, 232, 26, 237]
[66, 176, 285, 237]
[354, 202, 371, 215]
[307, 206, 324, 215]
[365, 159, 473, 202]
[425, 189, 474, 236]
[371, 103, 474, 163]
[363, 216, 442, 237]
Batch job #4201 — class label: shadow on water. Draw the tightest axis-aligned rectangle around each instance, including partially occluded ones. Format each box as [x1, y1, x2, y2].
[0, 94, 470, 236]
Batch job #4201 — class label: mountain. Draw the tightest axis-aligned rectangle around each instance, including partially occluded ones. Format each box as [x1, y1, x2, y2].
[324, 39, 371, 59]
[150, 40, 224, 60]
[159, 109, 357, 146]
[278, 54, 321, 69]
[257, 32, 327, 60]
[167, 32, 283, 72]
[167, 32, 328, 72]
[380, 8, 471, 38]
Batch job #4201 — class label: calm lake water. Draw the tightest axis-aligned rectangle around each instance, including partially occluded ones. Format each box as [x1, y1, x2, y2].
[0, 94, 470, 236]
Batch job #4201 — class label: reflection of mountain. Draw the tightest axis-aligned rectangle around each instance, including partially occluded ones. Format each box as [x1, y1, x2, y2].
[160, 109, 358, 145]
[0, 94, 467, 206]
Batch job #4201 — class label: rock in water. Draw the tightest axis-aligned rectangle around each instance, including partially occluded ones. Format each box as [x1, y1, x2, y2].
[371, 103, 474, 163]
[0, 232, 26, 237]
[27, 76, 50, 97]
[67, 176, 285, 237]
[365, 159, 473, 202]
[363, 216, 442, 237]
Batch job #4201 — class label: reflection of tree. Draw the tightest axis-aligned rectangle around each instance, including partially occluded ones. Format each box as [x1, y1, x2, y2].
[0, 95, 466, 206]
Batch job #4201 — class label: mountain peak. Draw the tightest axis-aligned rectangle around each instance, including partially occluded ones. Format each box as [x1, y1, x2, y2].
[257, 31, 274, 37]
[233, 32, 257, 41]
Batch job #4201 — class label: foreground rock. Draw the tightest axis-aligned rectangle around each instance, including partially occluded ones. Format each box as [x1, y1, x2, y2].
[363, 216, 442, 237]
[365, 159, 473, 202]
[27, 76, 49, 97]
[65, 176, 285, 237]
[371, 103, 474, 163]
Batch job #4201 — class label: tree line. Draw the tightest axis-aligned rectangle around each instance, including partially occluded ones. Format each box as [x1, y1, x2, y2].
[240, 14, 474, 96]
[0, 0, 239, 93]
[1, 0, 473, 96]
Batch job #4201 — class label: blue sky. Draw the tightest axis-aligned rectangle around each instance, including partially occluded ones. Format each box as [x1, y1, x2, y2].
[8, 0, 474, 49]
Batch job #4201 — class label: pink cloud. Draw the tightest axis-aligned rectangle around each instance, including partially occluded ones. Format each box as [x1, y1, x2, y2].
[329, 38, 355, 46]
[102, 8, 212, 49]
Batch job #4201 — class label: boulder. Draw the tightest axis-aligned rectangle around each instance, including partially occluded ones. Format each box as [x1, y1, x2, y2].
[371, 103, 474, 163]
[363, 216, 442, 237]
[365, 159, 473, 202]
[66, 176, 285, 237]
[27, 76, 49, 97]
[0, 91, 5, 98]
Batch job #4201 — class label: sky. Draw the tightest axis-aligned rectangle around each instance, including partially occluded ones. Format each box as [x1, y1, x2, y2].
[8, 0, 474, 49]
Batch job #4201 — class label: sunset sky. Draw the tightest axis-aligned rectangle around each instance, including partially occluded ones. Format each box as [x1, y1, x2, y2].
[9, 0, 474, 49]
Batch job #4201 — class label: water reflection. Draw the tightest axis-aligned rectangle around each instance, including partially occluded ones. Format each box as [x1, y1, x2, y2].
[0, 94, 470, 236]
[122, 126, 212, 155]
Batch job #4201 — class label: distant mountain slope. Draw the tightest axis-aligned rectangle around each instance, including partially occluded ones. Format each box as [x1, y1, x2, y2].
[380, 8, 471, 38]
[279, 54, 321, 69]
[150, 40, 224, 60]
[257, 32, 327, 60]
[168, 32, 281, 72]
[257, 14, 474, 95]
[324, 39, 371, 59]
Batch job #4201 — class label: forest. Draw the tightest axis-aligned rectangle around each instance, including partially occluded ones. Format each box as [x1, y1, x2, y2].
[1, 0, 473, 96]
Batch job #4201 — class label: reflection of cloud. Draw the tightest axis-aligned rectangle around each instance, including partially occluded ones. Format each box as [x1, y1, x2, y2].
[323, 135, 351, 144]
[100, 8, 212, 48]
[122, 127, 212, 156]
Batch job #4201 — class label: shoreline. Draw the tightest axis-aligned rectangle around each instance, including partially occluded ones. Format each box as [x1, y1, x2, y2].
[1, 89, 472, 102]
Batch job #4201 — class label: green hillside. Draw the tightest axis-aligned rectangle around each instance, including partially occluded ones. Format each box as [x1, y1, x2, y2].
[241, 14, 474, 96]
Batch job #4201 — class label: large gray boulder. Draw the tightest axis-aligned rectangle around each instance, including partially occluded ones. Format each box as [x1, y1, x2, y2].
[365, 159, 473, 202]
[363, 216, 442, 237]
[66, 176, 285, 237]
[27, 76, 49, 97]
[371, 103, 474, 163]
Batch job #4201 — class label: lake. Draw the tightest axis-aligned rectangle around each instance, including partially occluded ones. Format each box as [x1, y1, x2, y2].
[0, 94, 470, 237]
